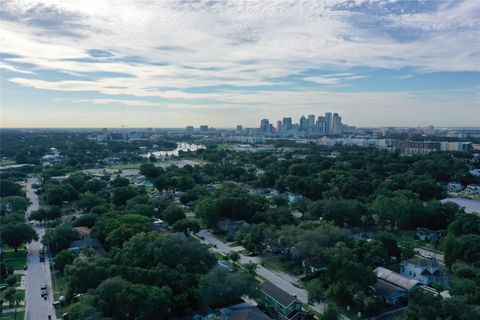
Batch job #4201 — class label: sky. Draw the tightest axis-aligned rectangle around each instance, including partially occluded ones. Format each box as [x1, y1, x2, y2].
[0, 0, 479, 128]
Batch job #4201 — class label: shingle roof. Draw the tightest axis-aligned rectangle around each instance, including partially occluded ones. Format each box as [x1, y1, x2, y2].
[374, 279, 406, 297]
[228, 307, 272, 320]
[374, 267, 420, 290]
[259, 281, 297, 307]
[404, 257, 440, 268]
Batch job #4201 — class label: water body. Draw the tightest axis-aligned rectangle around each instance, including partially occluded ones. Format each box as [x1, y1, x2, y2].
[146, 142, 205, 158]
[441, 197, 480, 214]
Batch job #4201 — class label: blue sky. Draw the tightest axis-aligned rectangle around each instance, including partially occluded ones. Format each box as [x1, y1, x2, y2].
[0, 0, 479, 128]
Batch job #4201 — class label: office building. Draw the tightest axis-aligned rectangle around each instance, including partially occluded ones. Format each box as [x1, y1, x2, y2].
[332, 113, 343, 134]
[299, 115, 309, 131]
[260, 119, 271, 134]
[199, 125, 209, 133]
[186, 126, 194, 134]
[325, 112, 333, 134]
[282, 117, 293, 132]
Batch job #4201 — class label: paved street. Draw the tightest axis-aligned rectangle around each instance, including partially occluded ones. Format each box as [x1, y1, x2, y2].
[414, 247, 445, 264]
[25, 177, 56, 320]
[196, 230, 338, 317]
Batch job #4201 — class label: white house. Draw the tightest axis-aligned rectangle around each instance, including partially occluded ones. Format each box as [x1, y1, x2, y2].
[446, 182, 464, 192]
[465, 185, 480, 195]
[400, 258, 449, 286]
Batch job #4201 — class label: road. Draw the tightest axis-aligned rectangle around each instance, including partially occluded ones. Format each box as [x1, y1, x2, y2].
[414, 247, 445, 264]
[25, 177, 56, 320]
[196, 230, 348, 318]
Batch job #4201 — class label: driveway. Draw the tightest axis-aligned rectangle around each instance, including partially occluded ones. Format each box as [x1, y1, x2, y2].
[25, 177, 57, 320]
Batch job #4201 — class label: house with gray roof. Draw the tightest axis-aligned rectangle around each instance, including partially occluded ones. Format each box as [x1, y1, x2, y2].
[400, 258, 449, 286]
[257, 281, 302, 320]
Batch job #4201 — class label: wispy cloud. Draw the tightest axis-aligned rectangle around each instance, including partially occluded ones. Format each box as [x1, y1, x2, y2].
[1, 0, 479, 127]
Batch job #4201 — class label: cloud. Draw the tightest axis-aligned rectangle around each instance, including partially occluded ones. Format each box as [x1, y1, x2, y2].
[0, 0, 479, 127]
[52, 98, 157, 106]
[0, 62, 34, 74]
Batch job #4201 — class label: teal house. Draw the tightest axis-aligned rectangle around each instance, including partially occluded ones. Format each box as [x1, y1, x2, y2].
[258, 281, 303, 320]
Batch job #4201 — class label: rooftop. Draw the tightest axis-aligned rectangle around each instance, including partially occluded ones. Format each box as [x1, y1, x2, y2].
[373, 278, 406, 297]
[258, 281, 297, 307]
[403, 257, 441, 269]
[374, 267, 420, 290]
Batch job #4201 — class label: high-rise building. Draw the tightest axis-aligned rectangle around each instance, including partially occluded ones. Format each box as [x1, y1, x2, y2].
[260, 119, 271, 133]
[199, 125, 209, 133]
[186, 126, 194, 134]
[325, 112, 333, 134]
[282, 117, 292, 132]
[308, 115, 315, 128]
[299, 116, 309, 131]
[316, 116, 326, 134]
[276, 121, 282, 133]
[332, 113, 343, 134]
[236, 125, 243, 133]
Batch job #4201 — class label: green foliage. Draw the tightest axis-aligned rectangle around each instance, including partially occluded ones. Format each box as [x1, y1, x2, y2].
[198, 268, 256, 307]
[162, 204, 186, 225]
[43, 226, 79, 254]
[54, 249, 77, 273]
[0, 179, 23, 197]
[1, 222, 38, 251]
[172, 218, 200, 233]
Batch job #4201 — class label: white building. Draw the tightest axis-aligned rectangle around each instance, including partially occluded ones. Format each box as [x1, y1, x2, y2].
[400, 258, 449, 286]
[465, 184, 480, 194]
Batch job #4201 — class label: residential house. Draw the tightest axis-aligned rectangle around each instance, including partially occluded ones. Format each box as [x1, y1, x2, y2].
[372, 278, 407, 305]
[258, 281, 303, 320]
[374, 267, 421, 291]
[217, 220, 250, 235]
[219, 302, 271, 320]
[68, 239, 102, 254]
[465, 184, 480, 194]
[415, 228, 440, 241]
[400, 258, 449, 286]
[447, 182, 464, 192]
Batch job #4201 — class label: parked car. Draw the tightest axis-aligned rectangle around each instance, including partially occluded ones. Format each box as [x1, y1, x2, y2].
[420, 252, 433, 259]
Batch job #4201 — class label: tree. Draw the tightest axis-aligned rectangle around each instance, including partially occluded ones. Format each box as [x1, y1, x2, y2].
[198, 268, 256, 307]
[162, 204, 186, 225]
[228, 251, 240, 262]
[1, 222, 38, 251]
[3, 287, 18, 307]
[111, 186, 137, 207]
[172, 218, 200, 233]
[306, 278, 325, 303]
[54, 250, 76, 273]
[196, 198, 219, 228]
[321, 303, 340, 320]
[110, 176, 130, 188]
[42, 227, 79, 254]
[29, 206, 62, 221]
[0, 196, 29, 213]
[444, 233, 458, 271]
[0, 179, 23, 197]
[65, 257, 112, 295]
[6, 275, 17, 286]
[117, 283, 172, 319]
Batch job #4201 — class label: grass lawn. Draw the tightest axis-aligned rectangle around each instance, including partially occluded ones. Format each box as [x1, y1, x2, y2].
[0, 311, 24, 320]
[0, 159, 16, 166]
[261, 253, 303, 276]
[107, 163, 145, 170]
[51, 272, 68, 301]
[2, 249, 27, 271]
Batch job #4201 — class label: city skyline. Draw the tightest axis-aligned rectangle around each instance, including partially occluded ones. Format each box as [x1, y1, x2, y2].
[1, 0, 480, 128]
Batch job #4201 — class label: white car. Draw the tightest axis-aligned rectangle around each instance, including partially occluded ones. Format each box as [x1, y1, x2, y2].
[420, 252, 433, 259]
